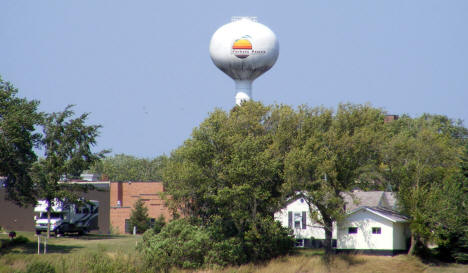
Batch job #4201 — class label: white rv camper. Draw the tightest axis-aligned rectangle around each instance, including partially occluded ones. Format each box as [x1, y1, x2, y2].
[34, 199, 99, 236]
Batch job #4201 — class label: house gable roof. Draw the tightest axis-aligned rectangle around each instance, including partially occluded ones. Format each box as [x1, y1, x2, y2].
[348, 206, 409, 223]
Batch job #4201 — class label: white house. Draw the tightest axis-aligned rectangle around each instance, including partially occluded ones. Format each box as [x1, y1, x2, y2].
[275, 191, 410, 253]
[336, 206, 410, 255]
[274, 194, 337, 248]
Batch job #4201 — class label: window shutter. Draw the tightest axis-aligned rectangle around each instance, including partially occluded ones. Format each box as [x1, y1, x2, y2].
[302, 211, 307, 229]
[288, 211, 292, 228]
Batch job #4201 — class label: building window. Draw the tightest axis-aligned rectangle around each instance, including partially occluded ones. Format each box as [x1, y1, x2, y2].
[348, 227, 358, 234]
[372, 227, 381, 234]
[294, 213, 301, 228]
[149, 218, 155, 227]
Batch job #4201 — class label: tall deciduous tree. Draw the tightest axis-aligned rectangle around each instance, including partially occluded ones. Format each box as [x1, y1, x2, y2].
[0, 76, 42, 206]
[284, 104, 385, 255]
[163, 102, 294, 262]
[382, 115, 467, 255]
[31, 105, 107, 237]
[90, 154, 167, 182]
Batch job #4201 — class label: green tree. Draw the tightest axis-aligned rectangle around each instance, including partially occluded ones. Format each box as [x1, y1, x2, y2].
[90, 154, 167, 181]
[283, 104, 386, 255]
[0, 76, 42, 206]
[162, 101, 294, 263]
[129, 198, 150, 234]
[152, 214, 166, 234]
[31, 105, 107, 237]
[382, 115, 467, 255]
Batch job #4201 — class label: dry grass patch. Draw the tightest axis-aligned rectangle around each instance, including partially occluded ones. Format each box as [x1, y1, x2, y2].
[191, 252, 468, 273]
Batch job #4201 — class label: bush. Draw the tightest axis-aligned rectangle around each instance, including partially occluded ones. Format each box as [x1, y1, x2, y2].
[25, 261, 56, 273]
[242, 217, 295, 262]
[139, 219, 211, 272]
[152, 214, 166, 234]
[13, 235, 30, 244]
[205, 237, 245, 266]
[0, 235, 29, 249]
[139, 217, 295, 270]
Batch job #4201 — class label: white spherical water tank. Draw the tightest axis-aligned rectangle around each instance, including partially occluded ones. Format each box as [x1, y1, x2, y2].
[209, 17, 279, 105]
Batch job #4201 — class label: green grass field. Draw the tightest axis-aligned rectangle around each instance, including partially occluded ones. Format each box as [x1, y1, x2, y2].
[1, 232, 467, 273]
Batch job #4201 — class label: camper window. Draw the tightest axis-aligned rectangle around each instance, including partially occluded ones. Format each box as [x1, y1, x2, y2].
[39, 213, 63, 219]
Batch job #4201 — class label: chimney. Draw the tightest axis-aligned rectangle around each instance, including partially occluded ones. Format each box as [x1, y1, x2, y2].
[384, 115, 399, 123]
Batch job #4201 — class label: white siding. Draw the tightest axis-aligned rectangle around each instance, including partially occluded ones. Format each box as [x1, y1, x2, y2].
[274, 198, 336, 240]
[337, 210, 394, 250]
[392, 222, 409, 250]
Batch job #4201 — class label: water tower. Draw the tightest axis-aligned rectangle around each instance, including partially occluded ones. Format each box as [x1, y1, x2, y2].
[209, 17, 279, 105]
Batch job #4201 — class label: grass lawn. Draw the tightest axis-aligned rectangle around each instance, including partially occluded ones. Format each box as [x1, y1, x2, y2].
[0, 231, 141, 273]
[1, 232, 467, 273]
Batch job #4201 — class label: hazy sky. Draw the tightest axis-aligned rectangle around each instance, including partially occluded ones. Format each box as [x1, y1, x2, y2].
[1, 1, 467, 158]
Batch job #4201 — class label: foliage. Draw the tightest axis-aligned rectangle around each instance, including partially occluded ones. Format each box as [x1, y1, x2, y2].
[0, 235, 29, 249]
[90, 154, 167, 181]
[0, 76, 42, 206]
[283, 103, 386, 254]
[382, 115, 468, 255]
[152, 214, 166, 234]
[30, 105, 107, 237]
[242, 216, 295, 262]
[139, 219, 212, 272]
[434, 143, 468, 263]
[83, 251, 142, 273]
[129, 198, 150, 234]
[24, 261, 56, 273]
[161, 102, 295, 266]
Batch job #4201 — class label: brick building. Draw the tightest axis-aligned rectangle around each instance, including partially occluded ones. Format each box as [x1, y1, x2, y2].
[110, 181, 173, 234]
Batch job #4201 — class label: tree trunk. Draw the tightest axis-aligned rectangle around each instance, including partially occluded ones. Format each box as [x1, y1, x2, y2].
[408, 233, 417, 255]
[323, 217, 333, 256]
[47, 209, 51, 239]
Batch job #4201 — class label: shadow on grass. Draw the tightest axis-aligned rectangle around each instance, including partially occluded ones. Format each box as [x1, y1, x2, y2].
[335, 253, 366, 266]
[294, 248, 325, 257]
[64, 234, 126, 240]
[1, 241, 84, 254]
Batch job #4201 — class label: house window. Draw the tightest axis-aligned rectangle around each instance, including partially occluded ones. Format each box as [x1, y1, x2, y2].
[294, 213, 301, 228]
[348, 227, 358, 234]
[149, 218, 155, 227]
[372, 227, 381, 234]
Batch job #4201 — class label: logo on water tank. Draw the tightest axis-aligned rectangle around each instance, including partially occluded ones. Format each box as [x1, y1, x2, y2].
[232, 35, 266, 59]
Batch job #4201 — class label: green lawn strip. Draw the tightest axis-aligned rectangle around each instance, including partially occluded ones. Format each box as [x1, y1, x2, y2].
[0, 232, 142, 272]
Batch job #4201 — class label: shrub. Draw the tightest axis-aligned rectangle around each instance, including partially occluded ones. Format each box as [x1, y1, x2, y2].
[243, 217, 295, 262]
[205, 237, 245, 266]
[152, 214, 166, 234]
[139, 217, 295, 270]
[139, 219, 212, 272]
[25, 261, 56, 273]
[13, 235, 30, 245]
[0, 235, 29, 249]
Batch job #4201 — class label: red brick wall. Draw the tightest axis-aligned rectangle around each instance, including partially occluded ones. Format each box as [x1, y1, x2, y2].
[384, 115, 399, 123]
[109, 182, 173, 234]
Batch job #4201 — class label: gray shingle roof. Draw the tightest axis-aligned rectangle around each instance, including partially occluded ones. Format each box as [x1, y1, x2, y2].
[342, 190, 397, 212]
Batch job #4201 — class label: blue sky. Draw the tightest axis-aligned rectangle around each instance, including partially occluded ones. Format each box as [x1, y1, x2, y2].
[1, 1, 467, 158]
